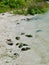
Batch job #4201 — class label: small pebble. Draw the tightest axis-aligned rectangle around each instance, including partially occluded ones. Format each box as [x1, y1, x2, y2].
[14, 53, 17, 55]
[15, 37, 20, 40]
[21, 33, 25, 35]
[25, 35, 32, 37]
[16, 43, 19, 45]
[7, 39, 11, 42]
[6, 39, 13, 46]
[14, 53, 19, 57]
[2, 13, 5, 15]
[18, 43, 28, 48]
[36, 30, 42, 32]
[7, 43, 13, 46]
[26, 18, 31, 21]
[17, 23, 20, 24]
[6, 61, 9, 63]
[21, 47, 30, 51]
[18, 43, 23, 48]
[23, 44, 28, 46]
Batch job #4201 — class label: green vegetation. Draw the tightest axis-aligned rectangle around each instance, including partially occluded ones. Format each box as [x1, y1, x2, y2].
[0, 0, 49, 15]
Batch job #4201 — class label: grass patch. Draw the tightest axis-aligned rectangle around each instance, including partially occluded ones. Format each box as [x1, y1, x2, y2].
[0, 0, 49, 15]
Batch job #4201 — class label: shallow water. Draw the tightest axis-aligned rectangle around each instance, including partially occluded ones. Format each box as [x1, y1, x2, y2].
[0, 11, 49, 65]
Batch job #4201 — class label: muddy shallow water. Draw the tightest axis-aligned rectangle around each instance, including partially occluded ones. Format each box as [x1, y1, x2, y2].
[0, 11, 49, 65]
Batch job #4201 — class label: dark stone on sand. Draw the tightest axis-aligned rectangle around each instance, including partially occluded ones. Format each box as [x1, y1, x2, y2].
[23, 44, 28, 46]
[17, 23, 20, 24]
[14, 53, 19, 56]
[2, 13, 5, 15]
[7, 42, 13, 46]
[21, 33, 25, 35]
[14, 53, 17, 55]
[21, 47, 30, 51]
[14, 53, 19, 57]
[15, 37, 20, 40]
[6, 61, 9, 63]
[16, 43, 19, 45]
[6, 39, 13, 46]
[18, 43, 28, 48]
[25, 35, 32, 37]
[36, 30, 42, 32]
[26, 18, 31, 21]
[18, 43, 23, 48]
[7, 39, 12, 42]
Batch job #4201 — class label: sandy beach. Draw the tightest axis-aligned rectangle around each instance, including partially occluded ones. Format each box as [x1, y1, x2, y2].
[0, 12, 49, 65]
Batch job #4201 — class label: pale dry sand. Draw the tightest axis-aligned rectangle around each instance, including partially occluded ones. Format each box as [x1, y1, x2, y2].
[0, 12, 49, 65]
